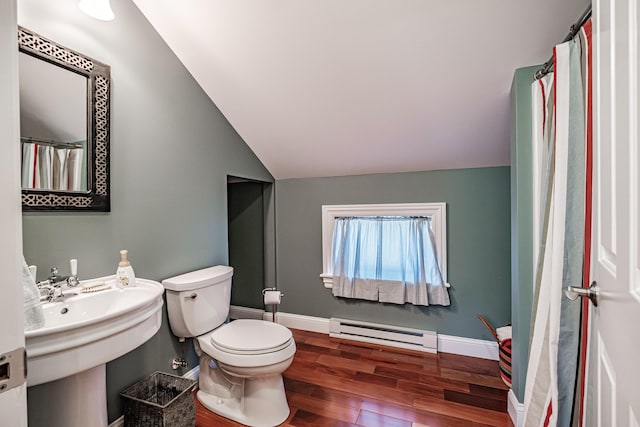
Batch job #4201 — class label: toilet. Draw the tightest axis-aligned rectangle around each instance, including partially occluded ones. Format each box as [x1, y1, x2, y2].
[162, 266, 296, 427]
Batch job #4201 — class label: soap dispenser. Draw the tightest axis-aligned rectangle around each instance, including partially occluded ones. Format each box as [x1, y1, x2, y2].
[116, 249, 136, 288]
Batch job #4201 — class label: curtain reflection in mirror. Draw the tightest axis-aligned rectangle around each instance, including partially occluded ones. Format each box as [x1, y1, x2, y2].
[21, 140, 85, 191]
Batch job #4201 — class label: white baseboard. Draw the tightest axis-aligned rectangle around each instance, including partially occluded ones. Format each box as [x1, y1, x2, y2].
[508, 389, 524, 427]
[271, 312, 331, 334]
[225, 307, 500, 360]
[437, 334, 499, 361]
[109, 367, 201, 427]
[266, 311, 497, 360]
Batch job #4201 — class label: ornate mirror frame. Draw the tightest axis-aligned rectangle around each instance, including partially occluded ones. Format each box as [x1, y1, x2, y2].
[19, 26, 111, 211]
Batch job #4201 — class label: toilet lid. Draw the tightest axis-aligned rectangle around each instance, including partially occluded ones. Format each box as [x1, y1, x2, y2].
[210, 319, 293, 354]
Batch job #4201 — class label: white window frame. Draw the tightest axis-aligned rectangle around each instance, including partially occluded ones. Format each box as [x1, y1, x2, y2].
[320, 202, 447, 288]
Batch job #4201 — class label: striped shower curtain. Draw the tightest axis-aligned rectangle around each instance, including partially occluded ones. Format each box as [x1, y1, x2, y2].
[21, 142, 84, 191]
[523, 20, 592, 427]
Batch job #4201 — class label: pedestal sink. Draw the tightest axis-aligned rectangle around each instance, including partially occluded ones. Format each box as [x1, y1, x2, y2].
[25, 276, 164, 427]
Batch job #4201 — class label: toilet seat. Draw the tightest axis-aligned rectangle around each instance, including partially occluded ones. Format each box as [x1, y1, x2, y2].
[196, 319, 296, 368]
[210, 319, 292, 355]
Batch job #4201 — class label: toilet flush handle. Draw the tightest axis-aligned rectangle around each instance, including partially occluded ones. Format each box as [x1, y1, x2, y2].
[189, 293, 197, 299]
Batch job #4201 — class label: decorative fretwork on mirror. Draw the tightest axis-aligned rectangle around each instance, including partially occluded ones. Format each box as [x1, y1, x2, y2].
[19, 26, 110, 211]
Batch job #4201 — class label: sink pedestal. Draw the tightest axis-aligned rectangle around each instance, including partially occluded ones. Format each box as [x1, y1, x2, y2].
[28, 364, 107, 427]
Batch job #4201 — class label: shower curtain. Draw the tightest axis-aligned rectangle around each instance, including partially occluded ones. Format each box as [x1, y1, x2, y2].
[523, 19, 592, 427]
[21, 142, 84, 191]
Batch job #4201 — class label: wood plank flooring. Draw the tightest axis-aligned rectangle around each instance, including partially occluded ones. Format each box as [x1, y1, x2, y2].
[195, 329, 514, 427]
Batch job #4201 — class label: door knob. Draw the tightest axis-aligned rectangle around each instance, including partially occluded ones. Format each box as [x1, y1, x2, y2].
[565, 281, 599, 306]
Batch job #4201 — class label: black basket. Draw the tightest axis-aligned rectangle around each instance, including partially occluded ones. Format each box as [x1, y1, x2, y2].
[120, 371, 197, 427]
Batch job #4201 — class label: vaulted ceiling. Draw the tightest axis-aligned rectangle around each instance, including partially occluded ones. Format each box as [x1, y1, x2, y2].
[132, 0, 590, 179]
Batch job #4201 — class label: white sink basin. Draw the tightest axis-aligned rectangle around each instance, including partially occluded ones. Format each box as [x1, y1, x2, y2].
[26, 276, 164, 386]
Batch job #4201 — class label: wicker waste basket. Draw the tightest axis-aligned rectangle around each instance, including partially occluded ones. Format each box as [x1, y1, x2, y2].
[120, 371, 197, 427]
[477, 314, 512, 388]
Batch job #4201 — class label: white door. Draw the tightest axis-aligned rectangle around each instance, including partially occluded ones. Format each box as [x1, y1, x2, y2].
[590, 0, 640, 425]
[0, 0, 28, 425]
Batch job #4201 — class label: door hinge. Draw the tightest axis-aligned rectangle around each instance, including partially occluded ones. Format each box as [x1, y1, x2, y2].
[0, 347, 26, 393]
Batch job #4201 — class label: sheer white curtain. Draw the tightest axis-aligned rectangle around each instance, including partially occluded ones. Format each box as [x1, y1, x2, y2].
[331, 216, 450, 306]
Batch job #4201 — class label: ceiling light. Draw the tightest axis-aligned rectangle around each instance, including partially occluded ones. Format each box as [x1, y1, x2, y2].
[78, 0, 115, 21]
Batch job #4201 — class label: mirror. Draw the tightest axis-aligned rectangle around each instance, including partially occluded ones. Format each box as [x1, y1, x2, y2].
[18, 26, 110, 211]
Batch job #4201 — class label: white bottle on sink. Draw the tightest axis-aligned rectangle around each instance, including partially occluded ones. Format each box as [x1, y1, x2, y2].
[115, 249, 136, 288]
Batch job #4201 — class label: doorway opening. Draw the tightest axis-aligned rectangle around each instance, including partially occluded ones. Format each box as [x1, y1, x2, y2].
[227, 176, 274, 310]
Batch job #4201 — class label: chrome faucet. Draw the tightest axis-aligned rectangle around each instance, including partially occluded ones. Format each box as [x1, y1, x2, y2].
[37, 281, 64, 302]
[47, 267, 68, 285]
[38, 259, 80, 302]
[47, 259, 79, 287]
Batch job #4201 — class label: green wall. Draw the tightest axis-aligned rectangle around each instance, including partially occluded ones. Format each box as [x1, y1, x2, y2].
[510, 65, 539, 402]
[275, 167, 511, 340]
[18, 0, 273, 422]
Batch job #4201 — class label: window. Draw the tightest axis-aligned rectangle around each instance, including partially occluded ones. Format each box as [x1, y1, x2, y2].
[320, 203, 450, 306]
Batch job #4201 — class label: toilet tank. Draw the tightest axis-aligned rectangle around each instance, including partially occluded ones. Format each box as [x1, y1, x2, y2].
[162, 266, 234, 339]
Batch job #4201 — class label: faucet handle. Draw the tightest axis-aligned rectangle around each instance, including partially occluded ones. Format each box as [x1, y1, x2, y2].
[67, 259, 79, 287]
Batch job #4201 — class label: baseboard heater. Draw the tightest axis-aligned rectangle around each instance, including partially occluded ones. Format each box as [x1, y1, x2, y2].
[329, 318, 438, 353]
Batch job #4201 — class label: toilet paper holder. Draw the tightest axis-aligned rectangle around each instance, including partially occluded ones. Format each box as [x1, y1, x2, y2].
[262, 287, 284, 300]
[262, 288, 283, 322]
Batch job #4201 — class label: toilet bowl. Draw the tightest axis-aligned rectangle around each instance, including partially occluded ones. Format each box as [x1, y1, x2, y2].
[162, 267, 296, 427]
[195, 319, 295, 426]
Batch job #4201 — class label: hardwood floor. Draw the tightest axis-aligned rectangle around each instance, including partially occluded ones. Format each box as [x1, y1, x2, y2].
[195, 329, 514, 427]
